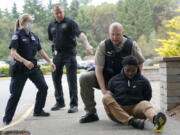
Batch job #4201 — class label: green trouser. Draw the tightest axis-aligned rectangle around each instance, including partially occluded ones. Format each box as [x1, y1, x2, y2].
[79, 71, 100, 114]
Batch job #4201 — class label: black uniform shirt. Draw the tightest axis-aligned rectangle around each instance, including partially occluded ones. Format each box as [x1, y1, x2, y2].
[48, 17, 82, 54]
[9, 29, 42, 62]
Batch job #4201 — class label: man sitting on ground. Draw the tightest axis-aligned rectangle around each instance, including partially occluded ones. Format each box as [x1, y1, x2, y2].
[102, 56, 167, 133]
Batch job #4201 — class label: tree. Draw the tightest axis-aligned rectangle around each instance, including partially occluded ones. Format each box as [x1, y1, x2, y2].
[75, 3, 117, 58]
[3, 9, 12, 19]
[0, 0, 178, 60]
[11, 3, 19, 19]
[150, 0, 177, 30]
[46, 0, 53, 22]
[75, 7, 94, 57]
[69, 0, 79, 19]
[0, 18, 14, 60]
[0, 9, 3, 18]
[59, 0, 69, 15]
[23, 0, 46, 25]
[78, 0, 92, 5]
[156, 9, 180, 57]
[116, 0, 154, 40]
[90, 3, 117, 42]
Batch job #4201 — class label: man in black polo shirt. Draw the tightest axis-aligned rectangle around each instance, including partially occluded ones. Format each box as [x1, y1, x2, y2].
[48, 4, 94, 113]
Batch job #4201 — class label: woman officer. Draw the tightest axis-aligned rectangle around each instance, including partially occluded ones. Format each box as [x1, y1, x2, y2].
[3, 13, 56, 125]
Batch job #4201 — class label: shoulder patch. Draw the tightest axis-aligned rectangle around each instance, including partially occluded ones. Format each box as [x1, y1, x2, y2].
[31, 35, 36, 41]
[61, 23, 67, 29]
[12, 34, 18, 40]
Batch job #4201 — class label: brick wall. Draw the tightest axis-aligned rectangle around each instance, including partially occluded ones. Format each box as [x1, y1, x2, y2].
[160, 57, 180, 111]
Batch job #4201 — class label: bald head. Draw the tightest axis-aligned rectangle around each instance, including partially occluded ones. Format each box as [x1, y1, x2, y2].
[109, 22, 124, 45]
[109, 22, 124, 34]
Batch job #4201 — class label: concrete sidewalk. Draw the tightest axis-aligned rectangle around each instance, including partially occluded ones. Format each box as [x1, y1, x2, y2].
[4, 88, 180, 135]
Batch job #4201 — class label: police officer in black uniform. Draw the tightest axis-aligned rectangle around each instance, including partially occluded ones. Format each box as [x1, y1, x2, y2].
[48, 4, 94, 113]
[3, 13, 56, 125]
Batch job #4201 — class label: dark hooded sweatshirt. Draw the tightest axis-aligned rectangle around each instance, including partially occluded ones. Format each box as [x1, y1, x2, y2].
[108, 68, 152, 106]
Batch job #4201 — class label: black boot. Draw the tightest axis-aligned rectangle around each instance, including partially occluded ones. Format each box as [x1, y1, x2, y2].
[51, 103, 65, 111]
[68, 106, 78, 113]
[3, 118, 11, 125]
[79, 113, 99, 123]
[33, 110, 50, 117]
[128, 118, 145, 129]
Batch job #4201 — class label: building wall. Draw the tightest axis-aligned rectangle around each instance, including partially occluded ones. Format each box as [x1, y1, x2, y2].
[143, 57, 180, 112]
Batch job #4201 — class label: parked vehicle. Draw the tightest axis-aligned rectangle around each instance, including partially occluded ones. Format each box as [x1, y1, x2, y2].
[76, 56, 88, 69]
[0, 61, 9, 67]
[37, 59, 49, 66]
[85, 60, 95, 71]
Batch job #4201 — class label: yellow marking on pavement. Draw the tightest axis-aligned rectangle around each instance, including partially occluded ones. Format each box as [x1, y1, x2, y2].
[0, 77, 11, 80]
[0, 105, 34, 131]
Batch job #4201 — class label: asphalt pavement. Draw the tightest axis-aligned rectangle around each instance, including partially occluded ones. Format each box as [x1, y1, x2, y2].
[0, 75, 180, 135]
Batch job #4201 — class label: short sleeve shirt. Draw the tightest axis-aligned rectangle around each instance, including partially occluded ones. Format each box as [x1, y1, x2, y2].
[95, 37, 145, 67]
[9, 29, 42, 61]
[48, 17, 82, 51]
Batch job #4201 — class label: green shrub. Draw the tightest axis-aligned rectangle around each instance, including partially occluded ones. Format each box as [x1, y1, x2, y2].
[40, 65, 82, 74]
[40, 65, 52, 74]
[0, 65, 82, 77]
[0, 66, 9, 77]
[156, 10, 180, 57]
[40, 66, 67, 74]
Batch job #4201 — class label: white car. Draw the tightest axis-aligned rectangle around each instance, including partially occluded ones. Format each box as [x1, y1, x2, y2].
[0, 61, 9, 67]
[38, 59, 49, 66]
[76, 56, 88, 69]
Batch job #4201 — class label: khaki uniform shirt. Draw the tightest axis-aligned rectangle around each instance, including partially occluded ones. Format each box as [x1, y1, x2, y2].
[95, 37, 145, 67]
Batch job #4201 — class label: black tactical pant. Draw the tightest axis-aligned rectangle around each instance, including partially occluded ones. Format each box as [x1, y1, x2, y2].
[52, 55, 78, 107]
[3, 67, 48, 122]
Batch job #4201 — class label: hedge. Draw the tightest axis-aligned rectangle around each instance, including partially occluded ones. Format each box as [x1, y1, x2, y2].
[0, 66, 9, 77]
[0, 65, 82, 77]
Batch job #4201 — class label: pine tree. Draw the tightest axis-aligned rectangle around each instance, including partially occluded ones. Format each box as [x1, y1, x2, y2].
[3, 9, 11, 18]
[69, 0, 79, 20]
[0, 9, 3, 18]
[76, 7, 94, 57]
[116, 0, 154, 40]
[59, 0, 69, 15]
[23, 0, 45, 24]
[11, 3, 19, 19]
